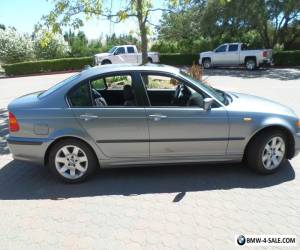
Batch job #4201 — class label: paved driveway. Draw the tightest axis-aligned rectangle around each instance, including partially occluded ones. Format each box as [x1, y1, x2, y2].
[0, 68, 300, 249]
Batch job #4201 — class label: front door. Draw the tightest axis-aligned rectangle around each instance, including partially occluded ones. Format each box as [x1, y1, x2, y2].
[68, 72, 149, 158]
[140, 72, 229, 159]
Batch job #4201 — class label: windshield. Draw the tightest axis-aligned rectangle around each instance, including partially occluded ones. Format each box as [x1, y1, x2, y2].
[180, 71, 227, 105]
[39, 73, 80, 98]
[108, 46, 117, 54]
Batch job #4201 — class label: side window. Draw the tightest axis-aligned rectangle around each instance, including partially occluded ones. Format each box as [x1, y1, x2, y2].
[228, 44, 238, 52]
[106, 75, 132, 90]
[127, 46, 135, 53]
[68, 82, 93, 107]
[141, 73, 204, 108]
[116, 47, 125, 54]
[144, 75, 179, 90]
[215, 45, 227, 53]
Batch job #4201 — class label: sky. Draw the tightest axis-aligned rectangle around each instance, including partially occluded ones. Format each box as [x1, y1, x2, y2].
[0, 0, 164, 40]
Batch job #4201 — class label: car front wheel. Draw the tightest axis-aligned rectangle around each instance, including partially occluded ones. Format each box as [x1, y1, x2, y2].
[48, 139, 98, 183]
[246, 130, 286, 174]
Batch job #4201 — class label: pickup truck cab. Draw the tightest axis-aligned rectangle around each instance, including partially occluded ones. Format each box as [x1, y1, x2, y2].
[199, 43, 272, 70]
[94, 45, 160, 65]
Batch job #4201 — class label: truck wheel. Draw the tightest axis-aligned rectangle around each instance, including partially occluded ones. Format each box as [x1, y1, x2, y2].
[245, 58, 256, 70]
[202, 58, 212, 69]
[147, 57, 153, 63]
[101, 60, 111, 65]
[246, 130, 286, 174]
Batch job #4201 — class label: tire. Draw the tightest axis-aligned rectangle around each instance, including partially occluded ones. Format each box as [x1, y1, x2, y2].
[148, 57, 153, 63]
[101, 60, 111, 65]
[246, 130, 287, 174]
[245, 58, 256, 70]
[48, 139, 98, 183]
[202, 58, 212, 69]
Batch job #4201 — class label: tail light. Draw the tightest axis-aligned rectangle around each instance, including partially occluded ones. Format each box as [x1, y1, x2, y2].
[262, 51, 268, 57]
[9, 112, 20, 132]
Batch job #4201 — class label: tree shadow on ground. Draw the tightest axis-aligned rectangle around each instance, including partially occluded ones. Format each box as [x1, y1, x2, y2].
[203, 68, 300, 81]
[0, 159, 295, 201]
[0, 108, 9, 155]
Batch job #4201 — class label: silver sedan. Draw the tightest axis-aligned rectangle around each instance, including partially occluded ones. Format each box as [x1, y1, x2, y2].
[7, 64, 300, 183]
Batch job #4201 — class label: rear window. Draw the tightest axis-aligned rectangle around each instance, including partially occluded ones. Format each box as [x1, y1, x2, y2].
[127, 47, 135, 53]
[39, 73, 80, 98]
[68, 82, 93, 107]
[228, 44, 238, 51]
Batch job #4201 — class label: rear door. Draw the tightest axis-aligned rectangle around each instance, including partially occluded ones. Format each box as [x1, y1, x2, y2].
[125, 46, 138, 64]
[226, 44, 239, 65]
[69, 71, 149, 159]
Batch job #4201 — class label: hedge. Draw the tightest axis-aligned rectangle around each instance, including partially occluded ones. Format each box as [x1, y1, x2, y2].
[273, 50, 300, 66]
[2, 51, 299, 76]
[2, 57, 93, 76]
[159, 53, 199, 65]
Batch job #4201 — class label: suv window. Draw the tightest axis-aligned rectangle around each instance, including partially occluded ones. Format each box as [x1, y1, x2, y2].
[215, 45, 227, 52]
[116, 47, 125, 54]
[127, 46, 135, 53]
[228, 44, 238, 52]
[68, 82, 93, 107]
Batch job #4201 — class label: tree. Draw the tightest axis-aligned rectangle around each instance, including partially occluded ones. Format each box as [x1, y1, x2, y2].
[39, 0, 179, 64]
[0, 24, 5, 30]
[0, 28, 35, 63]
[199, 0, 300, 49]
[33, 30, 70, 59]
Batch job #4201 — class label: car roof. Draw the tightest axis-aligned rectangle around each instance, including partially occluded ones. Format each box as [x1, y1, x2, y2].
[80, 64, 181, 78]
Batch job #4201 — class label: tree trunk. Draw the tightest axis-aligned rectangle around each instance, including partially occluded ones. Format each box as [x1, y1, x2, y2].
[136, 0, 148, 64]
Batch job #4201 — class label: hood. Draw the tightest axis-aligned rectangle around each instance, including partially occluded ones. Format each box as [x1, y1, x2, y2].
[8, 91, 42, 110]
[95, 52, 110, 58]
[228, 92, 297, 117]
[200, 51, 213, 56]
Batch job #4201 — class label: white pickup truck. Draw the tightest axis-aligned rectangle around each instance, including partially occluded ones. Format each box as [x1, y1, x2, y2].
[94, 45, 160, 65]
[199, 43, 272, 70]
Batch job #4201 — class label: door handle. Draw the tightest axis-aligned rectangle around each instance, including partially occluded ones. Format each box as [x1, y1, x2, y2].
[79, 114, 99, 121]
[148, 114, 167, 121]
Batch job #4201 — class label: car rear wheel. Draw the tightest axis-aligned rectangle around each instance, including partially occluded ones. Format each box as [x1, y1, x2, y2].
[246, 130, 286, 174]
[202, 58, 212, 69]
[49, 139, 97, 183]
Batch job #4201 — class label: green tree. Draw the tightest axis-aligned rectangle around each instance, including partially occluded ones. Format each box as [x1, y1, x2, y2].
[0, 28, 35, 63]
[39, 0, 180, 64]
[33, 29, 70, 59]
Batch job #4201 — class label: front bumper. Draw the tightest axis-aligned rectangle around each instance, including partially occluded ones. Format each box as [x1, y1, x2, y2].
[7, 136, 52, 165]
[294, 132, 300, 157]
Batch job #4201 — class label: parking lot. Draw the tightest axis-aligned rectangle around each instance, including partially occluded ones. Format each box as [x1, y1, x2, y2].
[0, 68, 300, 249]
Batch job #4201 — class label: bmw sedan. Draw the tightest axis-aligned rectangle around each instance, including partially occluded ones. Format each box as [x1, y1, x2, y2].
[7, 64, 300, 182]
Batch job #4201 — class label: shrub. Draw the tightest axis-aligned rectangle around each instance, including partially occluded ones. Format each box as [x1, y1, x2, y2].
[273, 50, 300, 66]
[0, 28, 35, 63]
[160, 54, 199, 65]
[33, 30, 70, 59]
[2, 57, 93, 76]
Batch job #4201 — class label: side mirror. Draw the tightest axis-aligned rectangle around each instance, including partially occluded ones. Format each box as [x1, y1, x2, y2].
[203, 97, 214, 111]
[114, 51, 119, 55]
